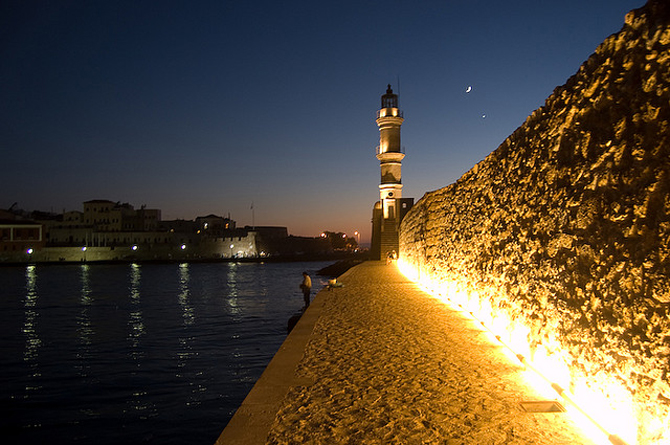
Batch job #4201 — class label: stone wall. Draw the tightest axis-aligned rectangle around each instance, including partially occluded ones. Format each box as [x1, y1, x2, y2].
[399, 1, 670, 443]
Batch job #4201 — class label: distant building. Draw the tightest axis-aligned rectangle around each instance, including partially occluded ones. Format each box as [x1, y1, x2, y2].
[195, 214, 236, 236]
[249, 226, 329, 257]
[82, 200, 161, 231]
[0, 219, 45, 256]
[63, 210, 84, 224]
[1, 200, 333, 262]
[371, 85, 414, 260]
[159, 219, 198, 234]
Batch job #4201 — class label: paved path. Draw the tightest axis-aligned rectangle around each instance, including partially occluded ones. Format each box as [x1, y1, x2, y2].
[218, 261, 594, 444]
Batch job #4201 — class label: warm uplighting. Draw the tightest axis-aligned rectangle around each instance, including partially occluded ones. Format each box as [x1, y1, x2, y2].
[397, 258, 642, 445]
[377, 108, 400, 118]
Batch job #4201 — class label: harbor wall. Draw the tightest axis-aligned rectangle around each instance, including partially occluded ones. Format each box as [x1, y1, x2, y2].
[399, 1, 670, 443]
[1, 235, 258, 263]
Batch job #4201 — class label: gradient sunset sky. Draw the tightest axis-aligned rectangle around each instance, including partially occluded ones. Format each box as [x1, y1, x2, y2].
[1, 0, 645, 243]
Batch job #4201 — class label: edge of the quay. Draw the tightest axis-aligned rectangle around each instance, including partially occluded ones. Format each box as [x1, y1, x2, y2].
[214, 264, 361, 444]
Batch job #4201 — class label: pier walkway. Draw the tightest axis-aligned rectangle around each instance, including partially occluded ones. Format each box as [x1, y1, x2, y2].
[217, 261, 594, 444]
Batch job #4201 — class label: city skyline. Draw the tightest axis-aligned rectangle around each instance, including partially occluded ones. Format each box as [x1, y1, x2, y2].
[1, 0, 645, 242]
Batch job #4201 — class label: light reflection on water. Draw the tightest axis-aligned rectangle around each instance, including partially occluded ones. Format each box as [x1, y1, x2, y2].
[128, 263, 145, 357]
[76, 265, 93, 377]
[126, 263, 155, 419]
[22, 265, 41, 390]
[226, 262, 240, 315]
[177, 263, 200, 405]
[178, 263, 195, 328]
[3, 260, 331, 445]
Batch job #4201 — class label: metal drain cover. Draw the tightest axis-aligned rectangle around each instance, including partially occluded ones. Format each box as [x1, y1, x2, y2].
[519, 400, 566, 413]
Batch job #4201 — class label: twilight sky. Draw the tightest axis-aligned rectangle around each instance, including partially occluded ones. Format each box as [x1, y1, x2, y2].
[1, 0, 645, 243]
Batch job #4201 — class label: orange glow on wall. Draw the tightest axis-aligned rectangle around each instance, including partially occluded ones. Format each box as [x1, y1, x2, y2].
[396, 258, 666, 445]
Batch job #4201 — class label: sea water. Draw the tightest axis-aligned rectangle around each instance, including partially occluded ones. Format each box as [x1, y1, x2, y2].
[0, 261, 331, 445]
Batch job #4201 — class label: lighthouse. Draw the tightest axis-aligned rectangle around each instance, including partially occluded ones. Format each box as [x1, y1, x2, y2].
[371, 85, 413, 260]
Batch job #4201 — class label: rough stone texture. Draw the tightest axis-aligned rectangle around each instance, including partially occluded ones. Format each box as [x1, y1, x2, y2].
[399, 1, 670, 443]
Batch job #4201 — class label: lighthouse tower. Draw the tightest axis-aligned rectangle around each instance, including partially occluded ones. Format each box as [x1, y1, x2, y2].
[371, 85, 413, 260]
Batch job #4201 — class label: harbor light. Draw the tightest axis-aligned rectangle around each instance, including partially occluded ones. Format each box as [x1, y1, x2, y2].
[132, 245, 138, 251]
[397, 258, 638, 445]
[82, 246, 87, 252]
[27, 248, 34, 254]
[180, 244, 186, 250]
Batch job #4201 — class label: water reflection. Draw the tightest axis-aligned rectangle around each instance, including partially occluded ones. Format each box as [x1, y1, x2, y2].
[178, 263, 194, 327]
[126, 264, 154, 417]
[23, 265, 41, 391]
[176, 263, 203, 403]
[128, 264, 145, 360]
[226, 263, 240, 315]
[1, 261, 322, 444]
[76, 264, 93, 376]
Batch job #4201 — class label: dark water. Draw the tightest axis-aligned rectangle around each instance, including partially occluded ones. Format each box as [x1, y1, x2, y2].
[0, 261, 331, 445]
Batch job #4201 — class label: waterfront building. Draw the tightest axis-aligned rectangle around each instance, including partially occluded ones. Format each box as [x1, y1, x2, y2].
[83, 200, 161, 231]
[0, 219, 44, 256]
[63, 210, 83, 224]
[1, 201, 332, 262]
[371, 85, 414, 260]
[195, 214, 236, 236]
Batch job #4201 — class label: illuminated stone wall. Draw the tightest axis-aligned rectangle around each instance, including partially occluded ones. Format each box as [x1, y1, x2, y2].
[399, 1, 670, 443]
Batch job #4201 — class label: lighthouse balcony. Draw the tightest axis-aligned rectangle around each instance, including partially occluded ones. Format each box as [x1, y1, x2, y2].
[377, 109, 404, 119]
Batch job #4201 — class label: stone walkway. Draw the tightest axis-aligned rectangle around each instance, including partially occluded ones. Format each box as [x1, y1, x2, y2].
[219, 261, 595, 444]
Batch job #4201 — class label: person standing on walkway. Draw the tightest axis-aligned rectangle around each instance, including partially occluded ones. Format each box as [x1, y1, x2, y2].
[300, 272, 312, 307]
